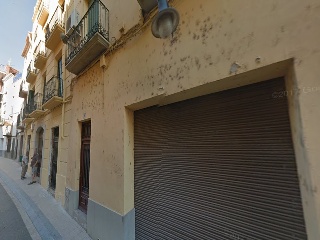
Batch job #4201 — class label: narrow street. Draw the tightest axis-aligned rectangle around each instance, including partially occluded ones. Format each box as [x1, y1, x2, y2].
[0, 157, 91, 240]
[0, 181, 32, 240]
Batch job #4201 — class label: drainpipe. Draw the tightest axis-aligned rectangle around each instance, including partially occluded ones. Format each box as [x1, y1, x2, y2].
[61, 62, 67, 140]
[157, 0, 169, 11]
[61, 87, 66, 140]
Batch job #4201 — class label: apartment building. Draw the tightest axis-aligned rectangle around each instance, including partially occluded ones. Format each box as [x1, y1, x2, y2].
[22, 0, 69, 201]
[15, 33, 33, 164]
[0, 64, 23, 159]
[21, 0, 319, 239]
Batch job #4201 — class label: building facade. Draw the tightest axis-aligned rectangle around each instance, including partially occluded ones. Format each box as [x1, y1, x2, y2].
[22, 0, 69, 202]
[0, 64, 23, 159]
[20, 0, 319, 239]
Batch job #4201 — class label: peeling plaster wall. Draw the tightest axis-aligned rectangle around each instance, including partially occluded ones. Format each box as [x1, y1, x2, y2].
[67, 0, 320, 237]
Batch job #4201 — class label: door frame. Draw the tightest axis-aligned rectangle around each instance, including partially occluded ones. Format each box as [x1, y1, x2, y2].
[49, 127, 59, 192]
[79, 121, 91, 213]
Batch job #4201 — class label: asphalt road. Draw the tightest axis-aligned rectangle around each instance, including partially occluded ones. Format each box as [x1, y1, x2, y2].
[0, 181, 32, 240]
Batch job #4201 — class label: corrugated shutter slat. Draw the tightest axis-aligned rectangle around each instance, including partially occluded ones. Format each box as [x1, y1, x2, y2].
[135, 79, 307, 240]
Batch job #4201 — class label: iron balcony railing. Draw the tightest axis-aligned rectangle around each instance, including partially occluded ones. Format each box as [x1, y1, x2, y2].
[34, 30, 38, 43]
[36, 0, 49, 15]
[20, 107, 24, 120]
[34, 41, 46, 59]
[65, 0, 109, 64]
[19, 82, 28, 98]
[23, 104, 32, 119]
[45, 6, 64, 41]
[16, 114, 20, 125]
[27, 63, 37, 75]
[33, 0, 49, 21]
[0, 117, 5, 126]
[16, 114, 22, 127]
[43, 76, 63, 104]
[29, 93, 44, 112]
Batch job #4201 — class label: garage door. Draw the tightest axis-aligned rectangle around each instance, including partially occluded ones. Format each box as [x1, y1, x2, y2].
[134, 78, 307, 240]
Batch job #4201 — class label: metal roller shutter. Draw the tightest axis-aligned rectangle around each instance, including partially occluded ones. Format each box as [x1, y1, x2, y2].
[134, 78, 307, 240]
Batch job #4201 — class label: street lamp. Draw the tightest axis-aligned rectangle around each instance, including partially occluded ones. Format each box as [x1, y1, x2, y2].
[151, 0, 180, 39]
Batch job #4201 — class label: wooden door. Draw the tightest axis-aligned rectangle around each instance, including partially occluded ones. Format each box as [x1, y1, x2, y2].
[79, 121, 91, 213]
[50, 127, 59, 190]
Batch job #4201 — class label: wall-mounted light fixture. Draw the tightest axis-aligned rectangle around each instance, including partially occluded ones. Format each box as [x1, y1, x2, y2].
[151, 0, 180, 39]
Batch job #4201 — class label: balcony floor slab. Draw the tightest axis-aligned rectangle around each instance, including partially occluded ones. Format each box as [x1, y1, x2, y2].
[66, 32, 109, 75]
[42, 96, 63, 110]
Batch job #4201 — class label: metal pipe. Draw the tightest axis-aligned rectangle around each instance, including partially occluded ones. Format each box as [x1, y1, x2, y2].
[157, 0, 169, 12]
[61, 65, 66, 140]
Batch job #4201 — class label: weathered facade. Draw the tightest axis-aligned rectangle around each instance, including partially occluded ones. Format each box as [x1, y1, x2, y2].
[21, 0, 320, 239]
[22, 0, 69, 202]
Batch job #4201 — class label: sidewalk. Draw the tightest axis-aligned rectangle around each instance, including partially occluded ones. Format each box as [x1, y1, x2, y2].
[0, 157, 92, 240]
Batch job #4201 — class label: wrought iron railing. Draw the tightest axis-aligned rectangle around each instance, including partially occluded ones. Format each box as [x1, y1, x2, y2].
[37, 0, 49, 15]
[16, 114, 21, 127]
[22, 104, 32, 119]
[19, 82, 26, 98]
[34, 30, 38, 43]
[0, 117, 5, 126]
[33, 0, 49, 21]
[65, 0, 109, 64]
[27, 63, 37, 76]
[43, 76, 63, 104]
[19, 82, 24, 92]
[45, 6, 64, 41]
[34, 41, 46, 59]
[4, 129, 11, 136]
[29, 93, 44, 112]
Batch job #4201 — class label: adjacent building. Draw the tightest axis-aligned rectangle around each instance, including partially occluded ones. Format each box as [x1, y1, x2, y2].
[19, 0, 320, 239]
[21, 0, 68, 201]
[0, 64, 23, 159]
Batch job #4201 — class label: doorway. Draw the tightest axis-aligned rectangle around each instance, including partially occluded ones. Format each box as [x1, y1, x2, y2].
[50, 127, 59, 191]
[27, 135, 31, 158]
[36, 127, 44, 179]
[79, 121, 91, 213]
[19, 135, 24, 160]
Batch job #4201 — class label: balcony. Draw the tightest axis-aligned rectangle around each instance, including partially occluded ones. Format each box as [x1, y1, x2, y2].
[22, 104, 34, 125]
[26, 64, 38, 84]
[19, 82, 28, 98]
[45, 6, 65, 51]
[42, 76, 63, 110]
[34, 41, 48, 69]
[3, 130, 12, 137]
[16, 114, 24, 130]
[65, 0, 109, 75]
[0, 118, 4, 126]
[34, 0, 49, 27]
[29, 93, 46, 118]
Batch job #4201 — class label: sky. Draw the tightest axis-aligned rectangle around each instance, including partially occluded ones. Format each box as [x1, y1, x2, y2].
[0, 0, 36, 72]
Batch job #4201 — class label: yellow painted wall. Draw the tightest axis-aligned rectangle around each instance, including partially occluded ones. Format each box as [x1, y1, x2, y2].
[24, 0, 70, 205]
[64, 0, 320, 238]
[24, 102, 69, 205]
